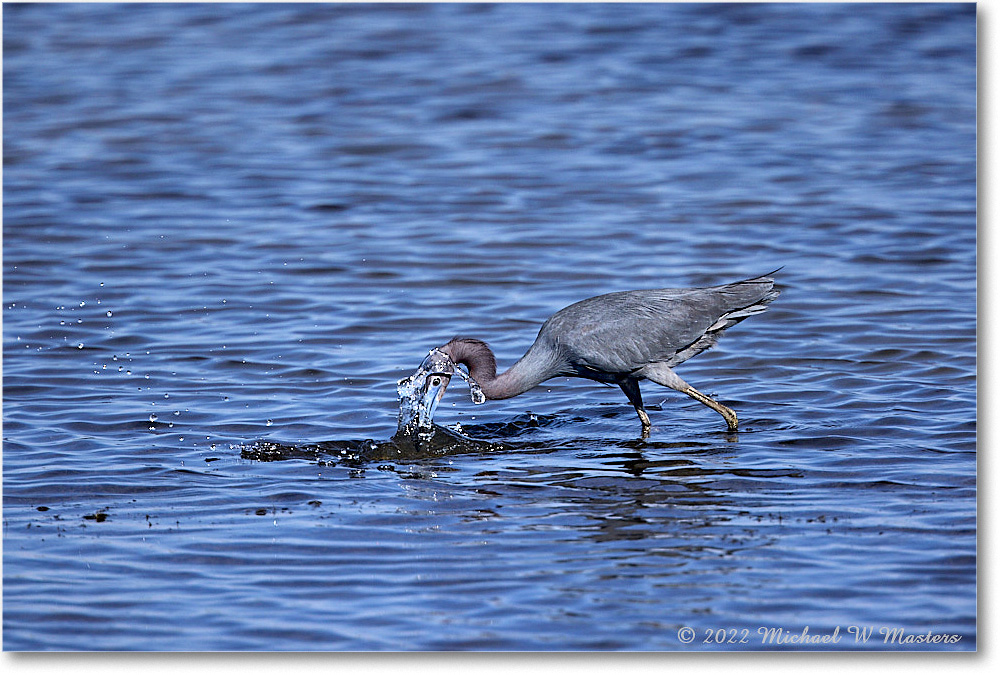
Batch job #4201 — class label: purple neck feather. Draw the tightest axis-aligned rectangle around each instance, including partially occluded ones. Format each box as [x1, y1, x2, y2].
[440, 337, 561, 400]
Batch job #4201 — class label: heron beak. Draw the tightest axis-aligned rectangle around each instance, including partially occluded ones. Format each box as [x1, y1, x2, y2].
[395, 346, 486, 437]
[396, 348, 458, 434]
[416, 371, 451, 428]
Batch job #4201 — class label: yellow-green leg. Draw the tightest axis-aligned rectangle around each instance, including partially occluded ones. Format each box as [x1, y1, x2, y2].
[638, 363, 740, 432]
[619, 378, 652, 435]
[683, 384, 738, 432]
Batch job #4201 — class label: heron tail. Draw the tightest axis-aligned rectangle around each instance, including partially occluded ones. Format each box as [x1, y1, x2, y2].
[671, 272, 781, 365]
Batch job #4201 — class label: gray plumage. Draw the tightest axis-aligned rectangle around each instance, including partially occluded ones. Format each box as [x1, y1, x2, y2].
[438, 272, 780, 433]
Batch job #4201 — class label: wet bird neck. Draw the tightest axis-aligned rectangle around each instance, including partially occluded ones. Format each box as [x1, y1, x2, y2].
[480, 356, 550, 400]
[441, 338, 562, 401]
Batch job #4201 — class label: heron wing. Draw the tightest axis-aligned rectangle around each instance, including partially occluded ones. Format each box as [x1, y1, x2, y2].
[539, 276, 778, 375]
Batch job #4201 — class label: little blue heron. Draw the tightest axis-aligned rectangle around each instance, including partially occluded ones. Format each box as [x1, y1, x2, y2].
[416, 272, 779, 433]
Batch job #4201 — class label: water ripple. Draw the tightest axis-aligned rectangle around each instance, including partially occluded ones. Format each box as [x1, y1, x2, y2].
[3, 2, 975, 651]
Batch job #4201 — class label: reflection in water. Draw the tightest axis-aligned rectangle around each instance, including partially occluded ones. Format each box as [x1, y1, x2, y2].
[303, 425, 791, 625]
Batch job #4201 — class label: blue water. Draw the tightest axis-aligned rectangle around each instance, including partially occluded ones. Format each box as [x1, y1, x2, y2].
[3, 3, 976, 651]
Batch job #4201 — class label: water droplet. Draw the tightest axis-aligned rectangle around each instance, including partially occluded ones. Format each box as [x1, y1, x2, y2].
[106, 311, 112, 317]
[77, 343, 84, 349]
[179, 437, 184, 441]
[144, 374, 150, 379]
[173, 410, 180, 416]
[118, 366, 123, 372]
[149, 414, 158, 422]
[79, 301, 86, 307]
[164, 393, 170, 399]
[266, 419, 273, 427]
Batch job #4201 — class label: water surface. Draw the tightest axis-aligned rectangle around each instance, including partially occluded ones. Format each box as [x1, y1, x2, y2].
[3, 3, 976, 650]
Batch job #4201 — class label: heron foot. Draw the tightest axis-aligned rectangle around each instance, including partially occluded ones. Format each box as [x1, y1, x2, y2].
[636, 407, 652, 428]
[636, 407, 652, 437]
[683, 385, 739, 432]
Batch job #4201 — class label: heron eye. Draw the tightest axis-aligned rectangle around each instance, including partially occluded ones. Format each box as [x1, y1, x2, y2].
[430, 376, 442, 387]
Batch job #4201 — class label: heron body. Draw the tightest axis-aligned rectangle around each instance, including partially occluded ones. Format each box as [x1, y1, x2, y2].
[434, 272, 779, 433]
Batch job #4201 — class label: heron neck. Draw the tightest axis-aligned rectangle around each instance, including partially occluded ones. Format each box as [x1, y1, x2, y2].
[441, 337, 565, 401]
[479, 342, 564, 400]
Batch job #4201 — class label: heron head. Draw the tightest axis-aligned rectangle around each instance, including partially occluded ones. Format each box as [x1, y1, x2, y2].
[396, 347, 486, 436]
[397, 349, 455, 433]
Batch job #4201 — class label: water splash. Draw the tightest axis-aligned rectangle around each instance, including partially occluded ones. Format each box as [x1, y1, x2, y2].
[454, 366, 486, 404]
[396, 348, 485, 439]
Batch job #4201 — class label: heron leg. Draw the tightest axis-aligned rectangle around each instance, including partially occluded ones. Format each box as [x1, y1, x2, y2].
[683, 384, 739, 432]
[639, 364, 739, 432]
[618, 378, 651, 432]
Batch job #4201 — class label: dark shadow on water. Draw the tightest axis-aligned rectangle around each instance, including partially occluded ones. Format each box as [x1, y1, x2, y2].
[238, 410, 753, 469]
[239, 412, 564, 465]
